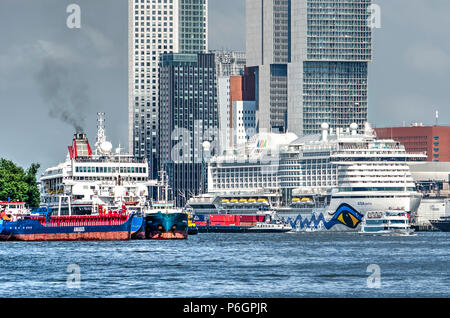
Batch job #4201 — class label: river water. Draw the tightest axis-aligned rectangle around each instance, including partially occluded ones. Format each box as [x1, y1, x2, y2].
[0, 232, 448, 298]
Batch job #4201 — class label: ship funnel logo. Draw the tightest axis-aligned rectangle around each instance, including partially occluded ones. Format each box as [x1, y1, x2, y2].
[257, 140, 268, 148]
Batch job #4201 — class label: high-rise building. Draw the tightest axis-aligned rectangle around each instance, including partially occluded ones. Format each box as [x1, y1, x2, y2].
[214, 51, 252, 154]
[128, 0, 208, 180]
[232, 100, 257, 146]
[159, 53, 218, 206]
[246, 0, 372, 136]
[213, 50, 247, 77]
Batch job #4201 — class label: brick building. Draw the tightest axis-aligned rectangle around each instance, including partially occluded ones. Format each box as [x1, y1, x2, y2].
[375, 125, 450, 162]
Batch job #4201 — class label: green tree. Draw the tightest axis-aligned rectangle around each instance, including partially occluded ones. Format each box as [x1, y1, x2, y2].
[0, 159, 41, 207]
[25, 163, 41, 207]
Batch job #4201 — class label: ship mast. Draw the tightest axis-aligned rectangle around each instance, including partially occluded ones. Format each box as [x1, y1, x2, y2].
[95, 112, 106, 155]
[158, 170, 170, 210]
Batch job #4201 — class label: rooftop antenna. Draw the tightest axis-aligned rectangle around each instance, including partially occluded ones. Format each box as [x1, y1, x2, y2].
[435, 110, 439, 126]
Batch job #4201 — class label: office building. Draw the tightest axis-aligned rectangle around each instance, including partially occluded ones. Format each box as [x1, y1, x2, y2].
[128, 0, 208, 179]
[213, 50, 247, 77]
[246, 0, 372, 136]
[232, 100, 257, 145]
[159, 53, 218, 206]
[375, 124, 450, 162]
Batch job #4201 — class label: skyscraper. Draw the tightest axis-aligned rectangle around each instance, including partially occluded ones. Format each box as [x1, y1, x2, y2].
[128, 0, 208, 179]
[159, 53, 218, 206]
[246, 0, 372, 136]
[214, 51, 247, 154]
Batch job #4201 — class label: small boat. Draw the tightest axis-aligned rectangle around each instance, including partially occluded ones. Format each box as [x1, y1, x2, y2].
[247, 221, 292, 233]
[187, 211, 199, 235]
[430, 216, 450, 232]
[359, 210, 415, 236]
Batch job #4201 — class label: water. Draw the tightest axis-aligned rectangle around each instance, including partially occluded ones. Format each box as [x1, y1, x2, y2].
[0, 232, 448, 298]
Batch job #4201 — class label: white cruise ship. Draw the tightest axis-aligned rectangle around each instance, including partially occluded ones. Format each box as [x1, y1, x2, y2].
[188, 122, 426, 232]
[40, 113, 156, 216]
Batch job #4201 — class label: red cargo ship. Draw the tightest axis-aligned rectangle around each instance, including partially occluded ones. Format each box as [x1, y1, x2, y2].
[194, 213, 292, 233]
[0, 205, 143, 241]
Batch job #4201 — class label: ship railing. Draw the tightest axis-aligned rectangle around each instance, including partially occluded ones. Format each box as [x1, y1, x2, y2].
[74, 157, 146, 164]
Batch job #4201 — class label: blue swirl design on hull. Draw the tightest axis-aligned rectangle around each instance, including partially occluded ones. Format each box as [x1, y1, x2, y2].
[286, 203, 364, 231]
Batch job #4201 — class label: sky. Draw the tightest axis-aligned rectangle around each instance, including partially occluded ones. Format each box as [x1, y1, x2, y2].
[0, 0, 449, 173]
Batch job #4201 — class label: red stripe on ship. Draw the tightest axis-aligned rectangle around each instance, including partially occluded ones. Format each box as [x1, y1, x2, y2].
[0, 231, 131, 241]
[149, 231, 187, 240]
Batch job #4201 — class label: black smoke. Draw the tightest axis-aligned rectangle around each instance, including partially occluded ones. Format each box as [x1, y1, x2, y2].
[35, 57, 89, 133]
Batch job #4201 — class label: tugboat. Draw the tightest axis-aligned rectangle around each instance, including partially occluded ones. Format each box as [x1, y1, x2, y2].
[184, 207, 199, 235]
[430, 216, 450, 232]
[0, 204, 141, 241]
[141, 171, 188, 240]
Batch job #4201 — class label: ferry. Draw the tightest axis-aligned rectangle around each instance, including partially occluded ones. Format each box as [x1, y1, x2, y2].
[359, 210, 415, 235]
[188, 122, 426, 233]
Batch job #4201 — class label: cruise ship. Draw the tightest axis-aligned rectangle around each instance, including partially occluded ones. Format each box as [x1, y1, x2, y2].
[188, 122, 426, 232]
[40, 113, 156, 216]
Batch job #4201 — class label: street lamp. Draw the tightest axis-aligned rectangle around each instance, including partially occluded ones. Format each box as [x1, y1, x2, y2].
[201, 141, 211, 194]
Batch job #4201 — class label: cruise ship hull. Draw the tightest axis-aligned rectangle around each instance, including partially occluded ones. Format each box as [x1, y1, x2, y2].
[278, 193, 422, 232]
[190, 191, 422, 233]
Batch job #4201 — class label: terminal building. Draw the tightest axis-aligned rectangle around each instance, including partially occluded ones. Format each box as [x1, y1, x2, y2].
[409, 161, 450, 229]
[375, 123, 450, 229]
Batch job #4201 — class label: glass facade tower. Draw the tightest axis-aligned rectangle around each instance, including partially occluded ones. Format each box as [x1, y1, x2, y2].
[128, 0, 208, 180]
[159, 53, 218, 206]
[246, 0, 372, 136]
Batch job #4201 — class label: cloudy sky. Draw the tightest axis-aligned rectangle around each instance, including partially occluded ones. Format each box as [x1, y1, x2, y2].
[0, 0, 449, 172]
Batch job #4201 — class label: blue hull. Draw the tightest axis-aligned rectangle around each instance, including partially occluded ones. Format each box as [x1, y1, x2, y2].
[144, 212, 188, 239]
[0, 215, 143, 241]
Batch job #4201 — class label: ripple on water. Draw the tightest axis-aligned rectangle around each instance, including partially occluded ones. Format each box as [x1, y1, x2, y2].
[0, 232, 449, 297]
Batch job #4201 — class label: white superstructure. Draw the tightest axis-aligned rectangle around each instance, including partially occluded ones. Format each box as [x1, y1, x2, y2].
[359, 210, 414, 235]
[189, 122, 426, 231]
[40, 113, 156, 216]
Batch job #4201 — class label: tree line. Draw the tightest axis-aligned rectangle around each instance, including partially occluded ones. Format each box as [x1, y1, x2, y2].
[0, 158, 41, 207]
